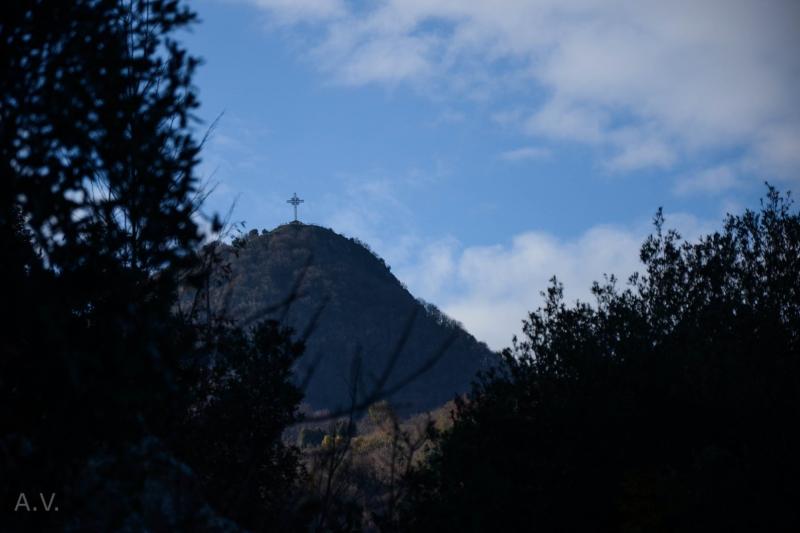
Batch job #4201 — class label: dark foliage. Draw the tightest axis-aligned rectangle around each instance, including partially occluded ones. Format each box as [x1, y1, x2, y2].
[401, 187, 800, 533]
[173, 320, 305, 531]
[1, 0, 202, 527]
[1, 2, 304, 530]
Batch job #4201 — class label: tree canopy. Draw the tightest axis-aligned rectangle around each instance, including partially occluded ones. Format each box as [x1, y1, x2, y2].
[1, 2, 304, 530]
[401, 187, 800, 532]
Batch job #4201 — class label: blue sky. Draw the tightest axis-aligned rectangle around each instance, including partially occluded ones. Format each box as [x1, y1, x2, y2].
[184, 0, 799, 349]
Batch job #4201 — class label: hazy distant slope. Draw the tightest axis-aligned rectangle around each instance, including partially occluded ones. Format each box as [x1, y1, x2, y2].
[210, 223, 495, 413]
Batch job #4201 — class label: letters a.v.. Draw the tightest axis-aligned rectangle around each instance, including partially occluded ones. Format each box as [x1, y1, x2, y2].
[14, 492, 58, 512]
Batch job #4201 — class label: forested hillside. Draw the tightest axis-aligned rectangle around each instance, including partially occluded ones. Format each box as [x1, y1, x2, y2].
[187, 223, 495, 414]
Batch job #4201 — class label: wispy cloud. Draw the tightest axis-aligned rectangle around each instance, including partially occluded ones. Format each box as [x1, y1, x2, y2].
[674, 165, 744, 196]
[194, 113, 279, 227]
[498, 146, 550, 162]
[317, 165, 446, 268]
[237, 0, 800, 181]
[430, 109, 467, 126]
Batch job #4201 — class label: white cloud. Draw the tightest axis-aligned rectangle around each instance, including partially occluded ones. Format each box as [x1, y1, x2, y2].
[397, 212, 715, 350]
[499, 146, 550, 162]
[525, 99, 606, 144]
[604, 133, 676, 172]
[239, 0, 800, 180]
[674, 165, 744, 196]
[331, 34, 437, 85]
[436, 226, 643, 350]
[403, 237, 460, 297]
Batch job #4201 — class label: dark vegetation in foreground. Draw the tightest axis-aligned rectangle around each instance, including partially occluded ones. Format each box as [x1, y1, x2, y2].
[1, 1, 303, 530]
[2, 1, 799, 531]
[400, 191, 800, 532]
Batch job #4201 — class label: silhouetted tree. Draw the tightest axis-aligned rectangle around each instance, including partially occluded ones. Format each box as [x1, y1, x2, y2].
[1, 2, 304, 530]
[401, 187, 800, 533]
[173, 320, 306, 531]
[0, 0, 204, 528]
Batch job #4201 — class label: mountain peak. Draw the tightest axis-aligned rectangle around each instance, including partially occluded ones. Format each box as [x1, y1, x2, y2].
[217, 224, 495, 414]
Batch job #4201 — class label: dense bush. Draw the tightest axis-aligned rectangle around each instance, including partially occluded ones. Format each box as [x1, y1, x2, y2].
[172, 320, 305, 531]
[402, 187, 800, 532]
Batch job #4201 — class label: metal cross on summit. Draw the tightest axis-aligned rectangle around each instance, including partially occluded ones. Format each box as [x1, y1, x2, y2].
[287, 192, 304, 223]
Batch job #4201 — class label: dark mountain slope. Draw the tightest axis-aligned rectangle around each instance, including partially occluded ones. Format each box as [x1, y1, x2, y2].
[206, 223, 495, 414]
